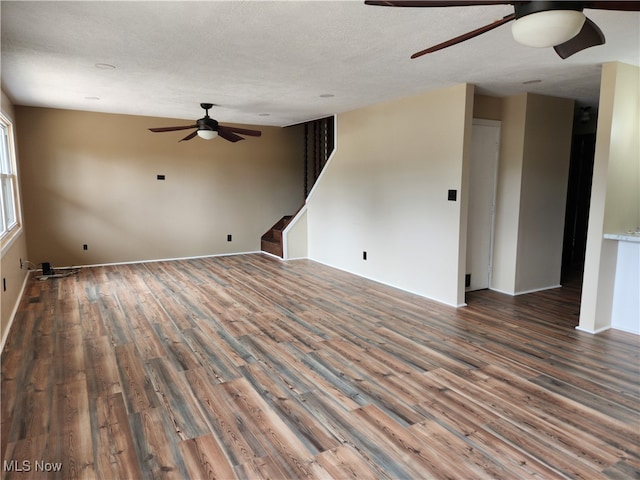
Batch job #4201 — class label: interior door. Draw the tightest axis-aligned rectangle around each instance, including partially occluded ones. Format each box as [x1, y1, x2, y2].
[466, 119, 500, 291]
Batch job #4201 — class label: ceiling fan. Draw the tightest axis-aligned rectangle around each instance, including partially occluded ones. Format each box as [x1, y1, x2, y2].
[148, 103, 262, 143]
[365, 1, 640, 59]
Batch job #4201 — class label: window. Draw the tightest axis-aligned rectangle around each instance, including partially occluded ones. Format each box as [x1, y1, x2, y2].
[0, 115, 19, 241]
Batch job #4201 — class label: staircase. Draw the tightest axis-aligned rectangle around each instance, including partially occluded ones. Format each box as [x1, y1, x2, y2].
[261, 116, 334, 259]
[261, 215, 293, 258]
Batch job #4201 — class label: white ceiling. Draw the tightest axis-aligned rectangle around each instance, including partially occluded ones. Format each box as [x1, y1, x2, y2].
[1, 1, 639, 127]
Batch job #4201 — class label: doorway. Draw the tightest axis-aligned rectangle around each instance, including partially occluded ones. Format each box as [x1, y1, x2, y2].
[561, 132, 596, 284]
[466, 119, 500, 292]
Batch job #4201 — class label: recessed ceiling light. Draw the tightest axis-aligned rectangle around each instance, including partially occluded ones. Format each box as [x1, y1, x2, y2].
[94, 63, 116, 70]
[522, 79, 542, 85]
[319, 93, 335, 98]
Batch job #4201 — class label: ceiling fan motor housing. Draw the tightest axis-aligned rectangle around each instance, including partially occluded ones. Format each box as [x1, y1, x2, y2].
[197, 103, 218, 131]
[197, 116, 219, 131]
[514, 1, 584, 19]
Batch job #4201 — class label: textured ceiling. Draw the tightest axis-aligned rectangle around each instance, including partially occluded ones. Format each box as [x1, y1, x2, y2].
[1, 1, 639, 127]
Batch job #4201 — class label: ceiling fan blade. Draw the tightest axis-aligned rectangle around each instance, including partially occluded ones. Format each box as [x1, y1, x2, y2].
[149, 124, 198, 132]
[553, 17, 604, 59]
[218, 128, 245, 143]
[179, 131, 198, 142]
[220, 125, 262, 137]
[411, 13, 515, 58]
[581, 1, 640, 11]
[365, 1, 517, 6]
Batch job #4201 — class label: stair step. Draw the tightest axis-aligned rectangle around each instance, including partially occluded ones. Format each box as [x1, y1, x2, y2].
[261, 238, 282, 257]
[261, 231, 276, 242]
[261, 228, 282, 243]
[272, 216, 293, 231]
[261, 214, 295, 258]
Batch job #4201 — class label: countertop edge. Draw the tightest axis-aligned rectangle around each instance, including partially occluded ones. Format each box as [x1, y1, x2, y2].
[604, 233, 640, 243]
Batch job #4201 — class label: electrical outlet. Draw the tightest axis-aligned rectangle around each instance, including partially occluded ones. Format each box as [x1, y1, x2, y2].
[363, 251, 367, 260]
[157, 174, 166, 180]
[448, 189, 457, 201]
[83, 244, 88, 250]
[20, 258, 23, 269]
[2, 278, 6, 292]
[227, 234, 232, 242]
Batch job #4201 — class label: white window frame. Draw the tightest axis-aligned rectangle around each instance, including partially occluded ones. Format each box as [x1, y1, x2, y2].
[0, 111, 22, 252]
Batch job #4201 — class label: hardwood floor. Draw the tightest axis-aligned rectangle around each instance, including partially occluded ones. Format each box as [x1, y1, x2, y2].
[2, 254, 638, 479]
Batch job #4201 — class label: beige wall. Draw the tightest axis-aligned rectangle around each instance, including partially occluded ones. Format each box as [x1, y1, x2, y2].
[305, 83, 474, 307]
[491, 93, 527, 294]
[284, 208, 308, 260]
[516, 94, 574, 292]
[1, 90, 30, 349]
[16, 107, 304, 267]
[580, 62, 640, 333]
[492, 93, 574, 294]
[473, 94, 502, 121]
[602, 63, 640, 234]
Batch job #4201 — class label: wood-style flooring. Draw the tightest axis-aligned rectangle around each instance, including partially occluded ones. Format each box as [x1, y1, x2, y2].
[1, 253, 639, 479]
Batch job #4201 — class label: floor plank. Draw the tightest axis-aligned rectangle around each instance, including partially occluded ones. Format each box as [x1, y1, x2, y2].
[2, 254, 638, 479]
[178, 434, 237, 480]
[92, 393, 144, 480]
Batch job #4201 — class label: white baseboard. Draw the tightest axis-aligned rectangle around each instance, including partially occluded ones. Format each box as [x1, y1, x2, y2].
[310, 259, 463, 308]
[610, 325, 640, 335]
[489, 287, 516, 295]
[55, 250, 264, 270]
[1, 270, 32, 353]
[515, 284, 562, 295]
[575, 325, 611, 335]
[490, 284, 562, 296]
[260, 251, 286, 261]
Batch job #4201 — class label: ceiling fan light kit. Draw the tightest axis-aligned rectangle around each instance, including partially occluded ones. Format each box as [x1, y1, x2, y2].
[197, 129, 218, 140]
[511, 9, 585, 48]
